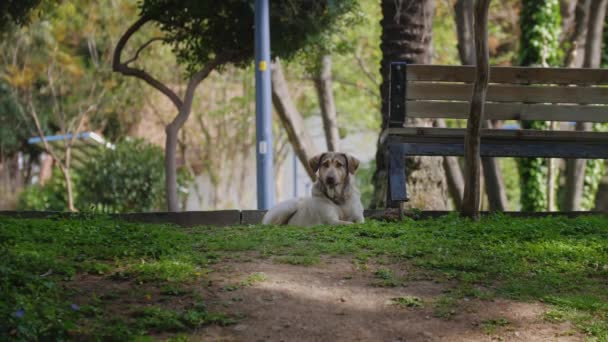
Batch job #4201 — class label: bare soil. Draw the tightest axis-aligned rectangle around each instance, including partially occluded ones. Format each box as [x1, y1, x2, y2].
[190, 257, 583, 342]
[67, 257, 584, 341]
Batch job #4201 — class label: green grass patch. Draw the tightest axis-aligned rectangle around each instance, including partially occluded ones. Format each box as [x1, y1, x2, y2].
[1, 214, 608, 339]
[129, 259, 199, 283]
[390, 296, 423, 308]
[372, 267, 400, 287]
[433, 294, 459, 319]
[222, 272, 268, 292]
[480, 318, 510, 335]
[274, 255, 320, 266]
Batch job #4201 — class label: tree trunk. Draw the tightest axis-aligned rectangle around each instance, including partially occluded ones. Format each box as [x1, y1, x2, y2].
[313, 55, 340, 152]
[113, 16, 225, 212]
[481, 123, 508, 211]
[437, 119, 464, 209]
[560, 0, 579, 46]
[271, 59, 319, 180]
[565, 0, 591, 67]
[454, 0, 508, 212]
[371, 0, 448, 210]
[584, 0, 608, 67]
[462, 0, 490, 219]
[563, 124, 590, 210]
[595, 170, 608, 211]
[564, 0, 607, 210]
[454, 0, 476, 65]
[59, 164, 76, 212]
[165, 123, 180, 212]
[39, 153, 54, 185]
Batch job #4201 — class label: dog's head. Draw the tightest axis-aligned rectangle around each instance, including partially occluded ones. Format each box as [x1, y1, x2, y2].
[308, 152, 360, 188]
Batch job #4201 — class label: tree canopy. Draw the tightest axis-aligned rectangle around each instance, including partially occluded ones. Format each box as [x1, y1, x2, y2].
[138, 0, 358, 73]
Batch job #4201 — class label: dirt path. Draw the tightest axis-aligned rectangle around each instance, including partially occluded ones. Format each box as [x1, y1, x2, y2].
[190, 258, 582, 342]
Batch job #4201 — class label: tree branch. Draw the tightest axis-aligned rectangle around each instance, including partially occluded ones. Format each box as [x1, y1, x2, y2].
[113, 16, 183, 109]
[354, 50, 378, 85]
[168, 53, 229, 131]
[123, 37, 166, 66]
[27, 96, 63, 169]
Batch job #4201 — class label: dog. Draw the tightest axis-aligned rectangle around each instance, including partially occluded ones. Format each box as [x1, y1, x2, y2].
[262, 152, 365, 227]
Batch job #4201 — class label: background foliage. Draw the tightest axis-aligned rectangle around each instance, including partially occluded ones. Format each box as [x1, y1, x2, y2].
[78, 139, 166, 212]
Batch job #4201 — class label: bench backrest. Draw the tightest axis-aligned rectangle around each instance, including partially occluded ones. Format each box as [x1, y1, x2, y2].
[388, 63, 608, 128]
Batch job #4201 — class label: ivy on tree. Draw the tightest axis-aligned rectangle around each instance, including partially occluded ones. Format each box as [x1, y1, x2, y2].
[517, 0, 561, 211]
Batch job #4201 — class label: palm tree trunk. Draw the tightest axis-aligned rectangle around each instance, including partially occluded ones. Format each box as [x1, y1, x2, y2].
[371, 0, 448, 210]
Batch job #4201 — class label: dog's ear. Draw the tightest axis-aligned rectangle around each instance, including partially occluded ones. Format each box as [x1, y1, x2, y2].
[308, 154, 323, 173]
[345, 154, 360, 174]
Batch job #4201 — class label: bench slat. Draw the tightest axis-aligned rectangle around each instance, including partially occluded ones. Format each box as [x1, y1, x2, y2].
[407, 82, 608, 104]
[389, 141, 608, 159]
[381, 127, 608, 144]
[406, 100, 608, 122]
[406, 65, 608, 85]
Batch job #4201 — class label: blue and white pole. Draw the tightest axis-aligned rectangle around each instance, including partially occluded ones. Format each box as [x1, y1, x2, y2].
[254, 0, 275, 209]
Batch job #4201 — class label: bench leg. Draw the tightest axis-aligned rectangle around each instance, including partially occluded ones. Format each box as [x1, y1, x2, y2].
[387, 144, 408, 219]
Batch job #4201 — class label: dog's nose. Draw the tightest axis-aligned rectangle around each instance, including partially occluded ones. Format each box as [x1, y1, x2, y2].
[326, 176, 336, 185]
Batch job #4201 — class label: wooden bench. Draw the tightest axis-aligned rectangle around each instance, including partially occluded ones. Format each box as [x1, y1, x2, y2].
[381, 62, 608, 208]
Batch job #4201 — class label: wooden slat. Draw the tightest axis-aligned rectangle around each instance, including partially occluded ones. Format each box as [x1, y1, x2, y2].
[383, 127, 608, 142]
[395, 142, 608, 159]
[407, 82, 608, 104]
[405, 64, 608, 85]
[406, 100, 608, 122]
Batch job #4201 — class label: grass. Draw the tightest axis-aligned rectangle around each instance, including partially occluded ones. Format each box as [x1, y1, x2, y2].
[480, 318, 510, 334]
[1, 213, 607, 339]
[372, 267, 400, 287]
[390, 296, 423, 308]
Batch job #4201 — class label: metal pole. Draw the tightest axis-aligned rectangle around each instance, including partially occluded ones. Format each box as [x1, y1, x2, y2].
[255, 0, 275, 209]
[293, 150, 298, 198]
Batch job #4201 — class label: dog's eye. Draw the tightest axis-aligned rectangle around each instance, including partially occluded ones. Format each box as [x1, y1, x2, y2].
[335, 162, 343, 168]
[322, 161, 330, 168]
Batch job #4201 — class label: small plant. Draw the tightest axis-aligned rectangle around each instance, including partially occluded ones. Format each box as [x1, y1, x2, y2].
[372, 267, 400, 287]
[480, 318, 510, 334]
[244, 272, 267, 285]
[275, 255, 320, 266]
[222, 272, 268, 291]
[160, 285, 188, 296]
[390, 296, 423, 308]
[433, 295, 458, 319]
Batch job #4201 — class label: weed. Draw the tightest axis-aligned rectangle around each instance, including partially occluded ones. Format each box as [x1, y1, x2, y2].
[160, 285, 188, 296]
[244, 272, 267, 285]
[390, 296, 423, 308]
[433, 295, 458, 319]
[274, 255, 320, 266]
[372, 267, 400, 287]
[480, 318, 510, 335]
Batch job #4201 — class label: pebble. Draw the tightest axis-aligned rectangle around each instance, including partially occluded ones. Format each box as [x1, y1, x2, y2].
[234, 324, 248, 331]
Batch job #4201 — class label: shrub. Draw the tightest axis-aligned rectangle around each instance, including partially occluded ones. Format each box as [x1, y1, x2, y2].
[78, 138, 165, 212]
[17, 168, 76, 211]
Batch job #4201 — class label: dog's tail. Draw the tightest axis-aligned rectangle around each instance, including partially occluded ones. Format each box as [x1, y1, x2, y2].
[262, 198, 300, 225]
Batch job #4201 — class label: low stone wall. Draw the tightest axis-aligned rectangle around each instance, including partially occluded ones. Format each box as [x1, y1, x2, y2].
[0, 210, 602, 227]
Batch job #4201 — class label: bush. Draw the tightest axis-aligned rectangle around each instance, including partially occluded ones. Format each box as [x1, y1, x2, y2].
[17, 168, 76, 211]
[78, 139, 166, 212]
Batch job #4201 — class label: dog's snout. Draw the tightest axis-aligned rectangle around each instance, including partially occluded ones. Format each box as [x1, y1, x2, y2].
[325, 176, 336, 185]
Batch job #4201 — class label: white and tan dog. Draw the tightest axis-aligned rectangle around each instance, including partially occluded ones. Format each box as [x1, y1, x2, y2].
[262, 152, 365, 227]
